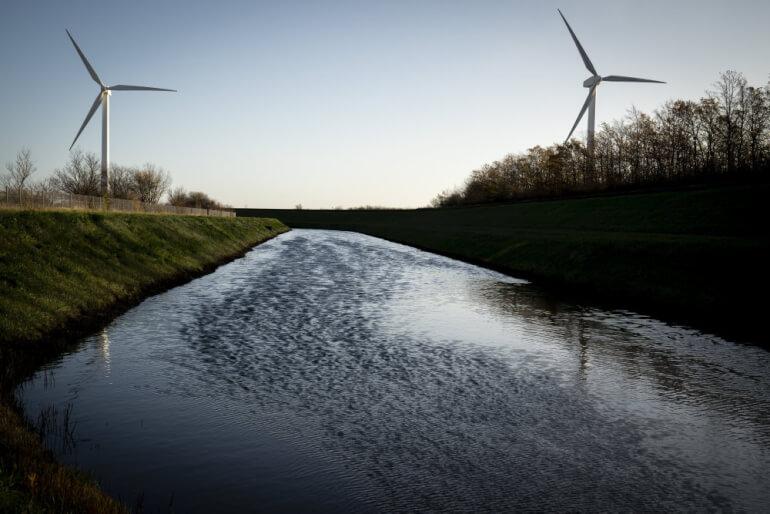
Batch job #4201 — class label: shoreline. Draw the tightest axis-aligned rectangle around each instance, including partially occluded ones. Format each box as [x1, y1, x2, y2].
[2, 227, 289, 385]
[309, 228, 762, 346]
[236, 183, 770, 347]
[0, 211, 289, 512]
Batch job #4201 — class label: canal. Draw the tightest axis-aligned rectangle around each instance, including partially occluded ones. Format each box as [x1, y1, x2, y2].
[17, 229, 770, 511]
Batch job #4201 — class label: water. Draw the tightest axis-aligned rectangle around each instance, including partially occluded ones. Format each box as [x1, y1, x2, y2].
[17, 229, 770, 512]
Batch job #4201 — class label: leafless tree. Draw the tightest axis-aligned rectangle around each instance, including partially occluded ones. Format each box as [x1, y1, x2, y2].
[696, 97, 721, 174]
[712, 70, 747, 174]
[433, 71, 770, 207]
[167, 186, 188, 206]
[109, 165, 137, 200]
[745, 86, 769, 171]
[186, 191, 217, 209]
[164, 188, 227, 209]
[23, 176, 60, 206]
[28, 176, 59, 195]
[132, 164, 170, 204]
[52, 150, 101, 196]
[4, 148, 36, 202]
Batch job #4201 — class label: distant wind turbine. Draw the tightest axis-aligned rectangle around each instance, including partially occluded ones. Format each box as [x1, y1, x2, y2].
[557, 9, 664, 158]
[66, 29, 176, 196]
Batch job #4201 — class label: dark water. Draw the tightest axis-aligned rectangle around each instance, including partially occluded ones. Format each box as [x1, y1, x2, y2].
[17, 229, 770, 512]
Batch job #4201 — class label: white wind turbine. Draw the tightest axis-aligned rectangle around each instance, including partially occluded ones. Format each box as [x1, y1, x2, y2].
[558, 9, 664, 158]
[66, 29, 176, 196]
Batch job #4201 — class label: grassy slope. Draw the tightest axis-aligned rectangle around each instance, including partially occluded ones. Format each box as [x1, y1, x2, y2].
[238, 183, 769, 344]
[0, 211, 287, 346]
[0, 210, 288, 512]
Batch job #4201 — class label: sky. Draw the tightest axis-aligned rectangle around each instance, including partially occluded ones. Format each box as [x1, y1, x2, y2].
[1, 1, 769, 208]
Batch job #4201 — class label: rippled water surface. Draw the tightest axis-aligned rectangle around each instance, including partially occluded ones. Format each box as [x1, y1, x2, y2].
[18, 229, 770, 512]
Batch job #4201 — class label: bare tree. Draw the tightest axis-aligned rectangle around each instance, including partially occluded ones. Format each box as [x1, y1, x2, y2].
[187, 191, 217, 209]
[53, 149, 101, 196]
[109, 165, 137, 200]
[4, 148, 36, 203]
[167, 186, 188, 206]
[165, 188, 227, 210]
[25, 176, 60, 206]
[745, 86, 769, 171]
[28, 176, 59, 195]
[132, 164, 170, 204]
[696, 97, 721, 174]
[430, 189, 463, 208]
[0, 173, 9, 196]
[712, 70, 747, 174]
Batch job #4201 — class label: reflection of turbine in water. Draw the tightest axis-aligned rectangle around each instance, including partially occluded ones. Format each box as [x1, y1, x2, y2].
[465, 279, 592, 379]
[99, 329, 111, 375]
[576, 317, 589, 380]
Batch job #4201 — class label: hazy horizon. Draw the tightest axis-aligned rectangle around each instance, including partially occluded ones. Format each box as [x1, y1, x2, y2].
[1, 0, 769, 208]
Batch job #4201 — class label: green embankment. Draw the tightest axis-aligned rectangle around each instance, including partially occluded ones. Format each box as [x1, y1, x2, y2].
[0, 210, 287, 513]
[0, 211, 287, 346]
[237, 183, 769, 344]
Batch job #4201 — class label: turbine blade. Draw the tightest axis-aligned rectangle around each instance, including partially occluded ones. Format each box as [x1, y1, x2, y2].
[565, 86, 596, 143]
[108, 85, 177, 92]
[65, 29, 103, 86]
[602, 75, 665, 84]
[70, 93, 102, 150]
[557, 9, 597, 76]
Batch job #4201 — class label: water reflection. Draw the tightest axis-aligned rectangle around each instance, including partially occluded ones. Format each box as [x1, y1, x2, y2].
[18, 230, 770, 512]
[475, 279, 770, 436]
[99, 329, 111, 376]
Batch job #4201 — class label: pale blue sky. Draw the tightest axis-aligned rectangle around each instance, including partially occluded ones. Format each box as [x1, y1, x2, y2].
[1, 1, 768, 207]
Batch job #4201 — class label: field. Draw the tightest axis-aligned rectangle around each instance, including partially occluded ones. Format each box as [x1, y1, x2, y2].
[238, 183, 770, 344]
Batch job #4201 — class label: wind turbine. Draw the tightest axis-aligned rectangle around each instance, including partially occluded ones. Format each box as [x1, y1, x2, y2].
[66, 29, 176, 197]
[557, 9, 664, 159]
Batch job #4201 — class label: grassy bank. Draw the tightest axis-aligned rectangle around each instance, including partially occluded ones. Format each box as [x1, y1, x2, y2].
[0, 210, 288, 512]
[238, 183, 769, 345]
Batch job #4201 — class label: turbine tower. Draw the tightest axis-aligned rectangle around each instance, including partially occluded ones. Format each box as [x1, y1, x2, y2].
[66, 29, 176, 197]
[557, 9, 664, 158]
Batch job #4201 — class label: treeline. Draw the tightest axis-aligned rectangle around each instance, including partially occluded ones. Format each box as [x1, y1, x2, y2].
[168, 188, 229, 210]
[433, 71, 770, 207]
[2, 149, 228, 208]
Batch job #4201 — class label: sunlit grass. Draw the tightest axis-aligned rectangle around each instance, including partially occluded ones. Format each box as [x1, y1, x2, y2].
[0, 210, 287, 345]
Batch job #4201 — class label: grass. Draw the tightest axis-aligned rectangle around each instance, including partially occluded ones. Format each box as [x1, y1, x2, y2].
[0, 402, 126, 514]
[0, 211, 287, 346]
[0, 210, 288, 512]
[237, 183, 770, 344]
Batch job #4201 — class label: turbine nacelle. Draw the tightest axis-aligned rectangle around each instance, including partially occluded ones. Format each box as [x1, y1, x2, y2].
[583, 76, 601, 88]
